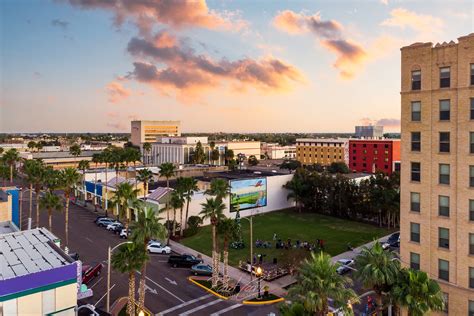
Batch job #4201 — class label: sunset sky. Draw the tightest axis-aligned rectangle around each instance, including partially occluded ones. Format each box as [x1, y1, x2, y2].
[1, 0, 473, 133]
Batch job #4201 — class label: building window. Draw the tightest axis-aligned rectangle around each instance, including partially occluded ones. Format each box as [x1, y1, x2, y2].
[440, 67, 450, 88]
[470, 267, 474, 288]
[411, 222, 420, 242]
[439, 164, 450, 185]
[410, 252, 420, 270]
[442, 293, 448, 313]
[438, 227, 449, 249]
[439, 132, 450, 153]
[411, 101, 421, 121]
[411, 162, 421, 182]
[470, 234, 474, 255]
[411, 132, 421, 151]
[438, 259, 449, 281]
[438, 195, 449, 217]
[469, 301, 474, 316]
[411, 70, 421, 90]
[411, 192, 420, 212]
[439, 100, 450, 120]
[470, 132, 474, 154]
[470, 200, 474, 221]
[471, 98, 474, 120]
[470, 166, 474, 187]
[471, 64, 474, 86]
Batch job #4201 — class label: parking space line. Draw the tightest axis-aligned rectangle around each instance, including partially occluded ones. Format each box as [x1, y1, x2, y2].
[178, 299, 222, 316]
[210, 303, 242, 316]
[136, 272, 185, 303]
[90, 277, 103, 289]
[156, 294, 212, 315]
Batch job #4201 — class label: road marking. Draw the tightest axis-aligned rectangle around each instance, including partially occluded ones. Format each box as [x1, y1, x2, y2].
[90, 277, 103, 289]
[178, 299, 222, 316]
[157, 260, 168, 263]
[94, 283, 116, 306]
[165, 277, 177, 285]
[210, 303, 242, 316]
[145, 283, 158, 295]
[85, 237, 94, 243]
[136, 272, 185, 303]
[156, 294, 212, 315]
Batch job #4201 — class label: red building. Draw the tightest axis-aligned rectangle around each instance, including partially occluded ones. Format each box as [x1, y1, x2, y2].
[349, 139, 401, 175]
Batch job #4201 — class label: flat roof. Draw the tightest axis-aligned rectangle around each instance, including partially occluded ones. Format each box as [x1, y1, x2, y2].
[0, 221, 18, 235]
[200, 169, 287, 181]
[296, 138, 348, 143]
[0, 228, 72, 281]
[26, 150, 101, 159]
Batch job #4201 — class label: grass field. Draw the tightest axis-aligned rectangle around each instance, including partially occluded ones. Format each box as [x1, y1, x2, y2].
[181, 209, 395, 266]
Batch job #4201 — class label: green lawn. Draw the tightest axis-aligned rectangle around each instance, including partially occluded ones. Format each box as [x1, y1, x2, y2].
[181, 209, 395, 267]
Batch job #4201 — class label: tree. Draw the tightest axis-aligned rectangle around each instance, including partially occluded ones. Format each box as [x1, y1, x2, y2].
[28, 160, 46, 228]
[354, 241, 400, 315]
[43, 167, 62, 192]
[280, 159, 301, 172]
[109, 182, 139, 229]
[39, 191, 63, 233]
[169, 190, 184, 241]
[159, 162, 176, 189]
[69, 144, 81, 162]
[224, 148, 234, 165]
[109, 147, 125, 179]
[183, 177, 198, 233]
[22, 159, 43, 221]
[27, 141, 37, 152]
[0, 161, 10, 187]
[136, 168, 153, 199]
[199, 197, 226, 287]
[193, 141, 206, 164]
[125, 147, 141, 181]
[248, 155, 259, 166]
[91, 153, 102, 207]
[3, 148, 20, 183]
[78, 160, 90, 203]
[131, 207, 167, 311]
[289, 252, 358, 316]
[211, 149, 220, 165]
[0, 147, 3, 155]
[175, 177, 187, 237]
[217, 217, 238, 287]
[392, 268, 444, 316]
[59, 167, 81, 247]
[101, 149, 112, 216]
[283, 170, 307, 213]
[205, 178, 230, 203]
[111, 243, 147, 316]
[328, 162, 350, 174]
[142, 142, 152, 166]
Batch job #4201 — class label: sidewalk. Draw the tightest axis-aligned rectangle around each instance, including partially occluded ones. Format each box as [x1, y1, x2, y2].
[331, 232, 398, 262]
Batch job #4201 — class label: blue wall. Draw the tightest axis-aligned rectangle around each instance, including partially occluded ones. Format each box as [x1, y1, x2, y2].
[6, 188, 19, 227]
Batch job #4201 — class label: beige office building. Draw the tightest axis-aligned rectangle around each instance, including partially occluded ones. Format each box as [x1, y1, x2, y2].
[400, 33, 474, 315]
[131, 120, 181, 146]
[296, 138, 349, 166]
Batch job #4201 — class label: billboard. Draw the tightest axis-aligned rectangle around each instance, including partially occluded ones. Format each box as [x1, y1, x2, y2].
[230, 177, 267, 212]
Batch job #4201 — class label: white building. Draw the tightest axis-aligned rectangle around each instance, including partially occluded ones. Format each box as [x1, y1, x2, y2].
[148, 137, 211, 165]
[131, 120, 181, 146]
[261, 143, 296, 159]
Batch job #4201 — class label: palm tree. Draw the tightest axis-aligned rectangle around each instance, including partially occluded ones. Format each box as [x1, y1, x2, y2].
[59, 167, 81, 247]
[217, 217, 238, 287]
[142, 142, 152, 166]
[27, 141, 37, 152]
[289, 252, 359, 316]
[109, 147, 125, 180]
[77, 160, 90, 203]
[28, 160, 46, 228]
[131, 207, 167, 311]
[109, 182, 139, 229]
[3, 148, 20, 183]
[0, 161, 9, 187]
[199, 197, 226, 287]
[392, 268, 444, 316]
[169, 190, 184, 242]
[39, 191, 63, 233]
[136, 168, 153, 200]
[159, 162, 176, 189]
[111, 243, 147, 316]
[69, 144, 81, 164]
[175, 177, 187, 237]
[128, 148, 141, 182]
[101, 149, 112, 216]
[224, 148, 234, 165]
[284, 171, 306, 213]
[0, 147, 4, 155]
[354, 241, 400, 315]
[183, 177, 198, 232]
[23, 159, 43, 221]
[205, 178, 230, 203]
[92, 153, 101, 206]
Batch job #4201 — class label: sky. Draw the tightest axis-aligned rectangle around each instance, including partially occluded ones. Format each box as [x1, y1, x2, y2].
[0, 0, 473, 134]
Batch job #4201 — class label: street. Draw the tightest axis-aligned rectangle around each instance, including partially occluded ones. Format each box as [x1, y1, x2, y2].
[16, 187, 278, 316]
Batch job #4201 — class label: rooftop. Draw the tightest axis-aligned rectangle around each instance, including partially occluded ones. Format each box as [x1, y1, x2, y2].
[0, 228, 72, 281]
[24, 150, 101, 159]
[296, 138, 348, 143]
[0, 221, 18, 235]
[200, 169, 287, 181]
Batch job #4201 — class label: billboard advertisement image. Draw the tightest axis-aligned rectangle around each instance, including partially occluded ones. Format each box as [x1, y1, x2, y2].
[230, 177, 267, 212]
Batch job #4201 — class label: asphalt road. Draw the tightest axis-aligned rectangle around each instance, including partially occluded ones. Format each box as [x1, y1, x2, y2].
[15, 185, 278, 316]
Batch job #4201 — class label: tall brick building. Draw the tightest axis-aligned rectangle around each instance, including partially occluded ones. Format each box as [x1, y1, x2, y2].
[400, 34, 474, 315]
[296, 138, 349, 166]
[349, 139, 400, 175]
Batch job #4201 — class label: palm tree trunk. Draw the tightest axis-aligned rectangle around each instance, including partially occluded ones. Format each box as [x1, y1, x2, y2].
[376, 293, 383, 316]
[36, 190, 40, 228]
[138, 249, 147, 311]
[65, 193, 70, 246]
[172, 208, 177, 238]
[223, 235, 229, 288]
[127, 272, 135, 316]
[185, 198, 190, 230]
[29, 183, 33, 219]
[48, 209, 52, 233]
[10, 164, 13, 183]
[211, 224, 218, 288]
[179, 206, 184, 237]
[105, 163, 108, 216]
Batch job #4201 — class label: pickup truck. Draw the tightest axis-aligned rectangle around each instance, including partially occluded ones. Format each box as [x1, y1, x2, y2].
[168, 254, 202, 268]
[82, 263, 103, 285]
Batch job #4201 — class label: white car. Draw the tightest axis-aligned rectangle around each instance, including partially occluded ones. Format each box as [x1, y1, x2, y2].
[119, 228, 131, 239]
[106, 222, 123, 231]
[336, 259, 354, 275]
[147, 242, 171, 254]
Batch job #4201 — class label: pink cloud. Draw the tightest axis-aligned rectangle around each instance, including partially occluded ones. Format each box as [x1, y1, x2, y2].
[106, 81, 131, 103]
[320, 39, 367, 79]
[381, 8, 443, 36]
[106, 121, 127, 131]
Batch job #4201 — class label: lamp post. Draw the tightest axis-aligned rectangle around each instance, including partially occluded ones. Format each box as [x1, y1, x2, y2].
[238, 212, 254, 281]
[106, 241, 132, 313]
[256, 266, 263, 299]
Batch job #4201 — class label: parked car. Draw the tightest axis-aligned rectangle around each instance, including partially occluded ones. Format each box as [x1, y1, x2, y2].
[382, 232, 400, 250]
[82, 263, 103, 285]
[94, 215, 108, 223]
[336, 259, 354, 275]
[147, 242, 171, 254]
[119, 228, 132, 239]
[106, 222, 123, 232]
[96, 218, 115, 227]
[190, 264, 212, 276]
[168, 254, 202, 268]
[69, 252, 79, 261]
[112, 224, 124, 234]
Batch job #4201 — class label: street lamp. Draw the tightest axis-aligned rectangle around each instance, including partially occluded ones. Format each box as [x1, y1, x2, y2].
[237, 211, 254, 281]
[106, 241, 132, 313]
[256, 266, 263, 299]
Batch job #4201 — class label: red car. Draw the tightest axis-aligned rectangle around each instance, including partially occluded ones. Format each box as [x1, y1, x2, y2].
[82, 263, 103, 285]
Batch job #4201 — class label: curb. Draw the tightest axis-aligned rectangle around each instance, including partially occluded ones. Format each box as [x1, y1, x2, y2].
[242, 297, 285, 305]
[187, 277, 229, 300]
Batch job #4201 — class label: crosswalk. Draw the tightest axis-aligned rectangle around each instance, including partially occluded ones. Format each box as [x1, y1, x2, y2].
[156, 294, 245, 316]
